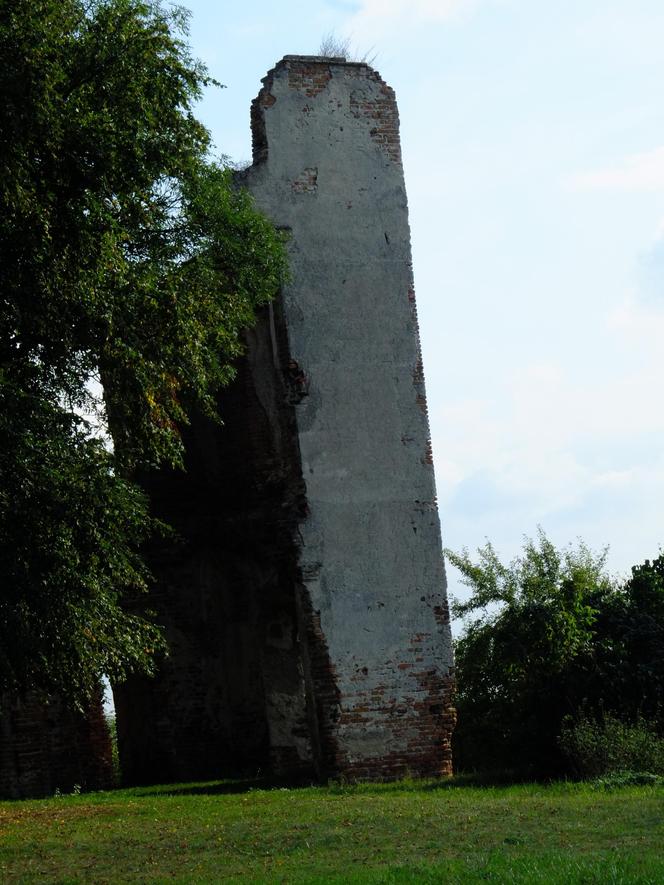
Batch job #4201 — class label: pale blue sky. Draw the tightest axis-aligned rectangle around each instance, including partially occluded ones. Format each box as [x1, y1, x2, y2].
[178, 0, 664, 610]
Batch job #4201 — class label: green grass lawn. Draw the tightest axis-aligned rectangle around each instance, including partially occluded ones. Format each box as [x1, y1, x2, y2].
[1, 777, 663, 883]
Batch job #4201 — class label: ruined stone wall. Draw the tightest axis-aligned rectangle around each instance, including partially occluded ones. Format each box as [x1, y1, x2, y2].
[0, 691, 112, 799]
[115, 55, 454, 785]
[242, 56, 455, 779]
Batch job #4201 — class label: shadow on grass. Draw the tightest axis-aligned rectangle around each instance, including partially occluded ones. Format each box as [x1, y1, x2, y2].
[122, 774, 318, 798]
[324, 769, 541, 796]
[121, 768, 542, 799]
[424, 769, 539, 790]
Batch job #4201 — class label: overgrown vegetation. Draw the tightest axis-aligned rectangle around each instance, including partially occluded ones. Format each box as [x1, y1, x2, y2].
[0, 1, 287, 705]
[560, 714, 664, 779]
[318, 31, 376, 65]
[319, 31, 352, 58]
[104, 714, 120, 785]
[448, 531, 664, 778]
[1, 778, 663, 883]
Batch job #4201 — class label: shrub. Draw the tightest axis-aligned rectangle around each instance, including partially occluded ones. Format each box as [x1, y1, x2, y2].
[448, 532, 664, 778]
[448, 530, 614, 776]
[559, 714, 664, 779]
[591, 771, 664, 789]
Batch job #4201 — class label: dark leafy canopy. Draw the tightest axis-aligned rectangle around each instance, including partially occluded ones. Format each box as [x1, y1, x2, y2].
[447, 531, 664, 777]
[0, 0, 287, 704]
[597, 554, 664, 729]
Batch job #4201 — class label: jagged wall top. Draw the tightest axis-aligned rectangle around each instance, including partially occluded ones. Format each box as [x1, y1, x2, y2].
[250, 55, 401, 166]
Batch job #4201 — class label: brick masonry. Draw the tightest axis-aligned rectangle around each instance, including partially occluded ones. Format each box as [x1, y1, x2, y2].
[114, 304, 320, 784]
[241, 56, 455, 779]
[114, 55, 455, 785]
[0, 691, 113, 799]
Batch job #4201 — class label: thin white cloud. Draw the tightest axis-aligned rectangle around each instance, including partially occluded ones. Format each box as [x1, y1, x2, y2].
[608, 293, 664, 348]
[347, 0, 477, 40]
[569, 145, 664, 192]
[355, 0, 474, 21]
[432, 303, 664, 553]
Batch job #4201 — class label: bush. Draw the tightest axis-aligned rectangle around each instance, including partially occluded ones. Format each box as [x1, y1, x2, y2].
[591, 771, 664, 789]
[448, 532, 664, 778]
[448, 530, 614, 776]
[559, 714, 664, 779]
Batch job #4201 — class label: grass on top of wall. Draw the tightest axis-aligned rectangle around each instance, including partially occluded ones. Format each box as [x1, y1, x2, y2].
[1, 776, 663, 883]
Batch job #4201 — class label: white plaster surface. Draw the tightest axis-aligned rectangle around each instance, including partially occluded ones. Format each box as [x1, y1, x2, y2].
[245, 57, 453, 764]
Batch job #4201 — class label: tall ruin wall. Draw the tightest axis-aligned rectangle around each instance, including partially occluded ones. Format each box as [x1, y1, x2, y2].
[241, 56, 455, 778]
[115, 56, 455, 784]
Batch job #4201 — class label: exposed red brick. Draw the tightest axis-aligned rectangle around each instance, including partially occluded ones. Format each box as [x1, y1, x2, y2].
[291, 167, 318, 194]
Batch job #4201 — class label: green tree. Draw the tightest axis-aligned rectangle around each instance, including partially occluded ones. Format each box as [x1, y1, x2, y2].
[447, 530, 616, 776]
[0, 0, 287, 705]
[592, 554, 664, 730]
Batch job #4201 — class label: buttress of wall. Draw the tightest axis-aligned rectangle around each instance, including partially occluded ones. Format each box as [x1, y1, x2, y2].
[244, 56, 455, 778]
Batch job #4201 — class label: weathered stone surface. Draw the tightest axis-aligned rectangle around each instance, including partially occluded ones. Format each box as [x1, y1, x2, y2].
[242, 57, 455, 779]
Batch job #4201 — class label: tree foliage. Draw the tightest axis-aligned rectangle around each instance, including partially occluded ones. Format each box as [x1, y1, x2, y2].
[594, 554, 664, 729]
[0, 0, 287, 704]
[448, 532, 664, 777]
